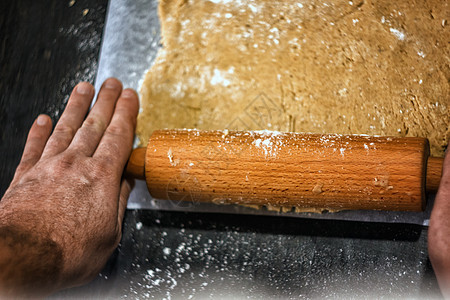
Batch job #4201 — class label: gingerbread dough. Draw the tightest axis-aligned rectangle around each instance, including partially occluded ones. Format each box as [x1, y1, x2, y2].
[137, 0, 449, 157]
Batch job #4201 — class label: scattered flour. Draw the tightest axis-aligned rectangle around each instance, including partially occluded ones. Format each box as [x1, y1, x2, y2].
[389, 28, 405, 41]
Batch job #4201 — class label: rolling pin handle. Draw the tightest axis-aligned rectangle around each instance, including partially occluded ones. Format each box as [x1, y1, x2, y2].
[125, 147, 146, 180]
[426, 156, 444, 193]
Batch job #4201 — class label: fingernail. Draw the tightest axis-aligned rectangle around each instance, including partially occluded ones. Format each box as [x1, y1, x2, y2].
[122, 89, 137, 98]
[104, 78, 120, 89]
[36, 115, 48, 126]
[77, 82, 93, 95]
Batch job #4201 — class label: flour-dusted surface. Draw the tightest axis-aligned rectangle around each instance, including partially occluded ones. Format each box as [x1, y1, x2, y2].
[137, 0, 449, 157]
[90, 210, 440, 299]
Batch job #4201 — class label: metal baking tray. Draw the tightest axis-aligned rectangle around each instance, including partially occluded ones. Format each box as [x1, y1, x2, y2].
[94, 0, 433, 225]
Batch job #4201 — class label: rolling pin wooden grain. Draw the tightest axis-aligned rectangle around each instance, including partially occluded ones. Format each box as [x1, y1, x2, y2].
[126, 129, 444, 212]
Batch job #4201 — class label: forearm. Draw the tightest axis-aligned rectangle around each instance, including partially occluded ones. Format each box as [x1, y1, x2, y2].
[0, 223, 64, 298]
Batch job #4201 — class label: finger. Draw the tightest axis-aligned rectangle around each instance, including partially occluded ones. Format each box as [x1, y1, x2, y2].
[69, 78, 122, 156]
[93, 89, 139, 173]
[428, 149, 450, 291]
[435, 149, 450, 200]
[429, 148, 450, 242]
[117, 178, 133, 229]
[12, 115, 53, 182]
[42, 82, 94, 158]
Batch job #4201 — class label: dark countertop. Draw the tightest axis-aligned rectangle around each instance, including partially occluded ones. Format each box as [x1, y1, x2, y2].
[0, 0, 442, 298]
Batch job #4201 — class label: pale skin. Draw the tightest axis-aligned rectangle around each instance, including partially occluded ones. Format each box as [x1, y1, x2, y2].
[0, 78, 139, 297]
[429, 149, 450, 298]
[0, 78, 449, 297]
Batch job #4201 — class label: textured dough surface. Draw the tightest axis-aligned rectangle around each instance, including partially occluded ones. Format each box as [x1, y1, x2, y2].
[137, 0, 449, 157]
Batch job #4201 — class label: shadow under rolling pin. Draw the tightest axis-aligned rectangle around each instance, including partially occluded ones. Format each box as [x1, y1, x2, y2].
[125, 129, 444, 212]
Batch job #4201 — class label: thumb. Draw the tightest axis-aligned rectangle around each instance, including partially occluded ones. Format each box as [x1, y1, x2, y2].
[117, 178, 133, 229]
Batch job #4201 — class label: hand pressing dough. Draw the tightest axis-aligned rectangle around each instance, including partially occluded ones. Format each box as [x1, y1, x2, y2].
[137, 0, 449, 157]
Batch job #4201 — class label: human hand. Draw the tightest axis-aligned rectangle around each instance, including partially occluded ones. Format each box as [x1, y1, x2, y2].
[429, 149, 450, 297]
[0, 78, 139, 297]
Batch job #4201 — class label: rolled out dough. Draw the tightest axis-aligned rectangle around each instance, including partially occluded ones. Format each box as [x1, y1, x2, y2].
[138, 0, 449, 157]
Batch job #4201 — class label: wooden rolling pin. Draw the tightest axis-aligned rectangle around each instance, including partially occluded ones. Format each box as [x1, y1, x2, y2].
[125, 129, 444, 212]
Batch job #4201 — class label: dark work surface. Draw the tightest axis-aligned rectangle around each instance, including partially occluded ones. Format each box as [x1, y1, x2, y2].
[0, 0, 105, 197]
[0, 0, 442, 299]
